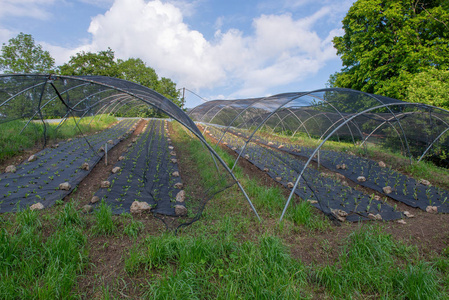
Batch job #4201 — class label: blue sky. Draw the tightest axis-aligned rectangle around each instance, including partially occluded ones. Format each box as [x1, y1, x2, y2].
[0, 0, 354, 108]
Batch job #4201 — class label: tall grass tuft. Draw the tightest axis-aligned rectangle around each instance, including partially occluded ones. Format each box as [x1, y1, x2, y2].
[288, 201, 329, 231]
[93, 200, 116, 236]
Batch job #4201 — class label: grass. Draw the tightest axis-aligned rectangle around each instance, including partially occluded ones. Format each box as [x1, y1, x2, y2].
[0, 205, 87, 299]
[0, 115, 117, 163]
[314, 225, 444, 299]
[125, 232, 309, 299]
[92, 199, 116, 236]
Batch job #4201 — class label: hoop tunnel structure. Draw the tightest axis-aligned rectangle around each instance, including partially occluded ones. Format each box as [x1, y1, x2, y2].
[190, 88, 449, 221]
[0, 74, 260, 221]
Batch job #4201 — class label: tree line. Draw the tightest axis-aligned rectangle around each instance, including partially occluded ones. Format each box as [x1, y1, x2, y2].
[0, 33, 183, 115]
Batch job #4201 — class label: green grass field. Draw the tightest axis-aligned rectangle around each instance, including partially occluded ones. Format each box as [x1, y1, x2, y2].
[0, 115, 117, 163]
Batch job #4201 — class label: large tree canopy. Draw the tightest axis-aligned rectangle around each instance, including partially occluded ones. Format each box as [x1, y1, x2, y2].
[58, 48, 120, 78]
[330, 0, 449, 101]
[0, 33, 55, 73]
[59, 49, 183, 108]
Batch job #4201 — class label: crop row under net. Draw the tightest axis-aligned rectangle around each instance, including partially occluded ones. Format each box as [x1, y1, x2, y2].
[0, 119, 138, 212]
[93, 119, 185, 216]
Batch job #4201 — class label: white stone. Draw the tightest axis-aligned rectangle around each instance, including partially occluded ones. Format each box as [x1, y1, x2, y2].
[168, 146, 174, 150]
[307, 200, 318, 204]
[403, 211, 415, 218]
[426, 206, 438, 214]
[357, 176, 366, 182]
[397, 219, 407, 225]
[118, 156, 125, 161]
[287, 182, 294, 188]
[90, 196, 100, 204]
[82, 205, 93, 213]
[278, 145, 284, 149]
[331, 209, 348, 222]
[107, 140, 114, 145]
[263, 168, 269, 172]
[101, 181, 110, 188]
[383, 186, 392, 194]
[172, 171, 180, 177]
[267, 142, 274, 146]
[130, 201, 152, 214]
[176, 190, 186, 203]
[30, 202, 44, 211]
[419, 179, 431, 186]
[378, 161, 386, 168]
[5, 165, 16, 173]
[59, 182, 71, 191]
[175, 205, 187, 216]
[112, 167, 121, 174]
[81, 162, 89, 171]
[170, 151, 176, 156]
[276, 177, 282, 181]
[28, 155, 37, 162]
[171, 158, 178, 163]
[174, 182, 183, 189]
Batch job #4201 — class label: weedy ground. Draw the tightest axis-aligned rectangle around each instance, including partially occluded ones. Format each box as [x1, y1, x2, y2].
[0, 120, 448, 299]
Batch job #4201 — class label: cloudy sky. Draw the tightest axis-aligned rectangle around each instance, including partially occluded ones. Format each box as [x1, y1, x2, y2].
[0, 0, 353, 107]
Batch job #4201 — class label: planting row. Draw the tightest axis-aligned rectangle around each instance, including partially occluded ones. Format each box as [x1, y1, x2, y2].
[243, 131, 449, 214]
[93, 119, 186, 216]
[0, 119, 139, 212]
[205, 126, 403, 222]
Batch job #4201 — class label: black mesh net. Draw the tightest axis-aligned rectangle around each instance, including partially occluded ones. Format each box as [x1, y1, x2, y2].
[190, 88, 449, 222]
[0, 74, 238, 230]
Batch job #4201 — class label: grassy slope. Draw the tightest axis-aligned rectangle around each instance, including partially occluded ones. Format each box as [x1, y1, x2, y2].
[0, 115, 117, 163]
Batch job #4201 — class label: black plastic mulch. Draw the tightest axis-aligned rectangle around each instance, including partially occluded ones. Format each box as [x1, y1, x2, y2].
[93, 119, 184, 216]
[207, 126, 404, 221]
[0, 119, 138, 212]
[255, 137, 449, 213]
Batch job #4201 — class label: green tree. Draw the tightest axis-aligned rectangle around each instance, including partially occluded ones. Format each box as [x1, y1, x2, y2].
[407, 68, 449, 109]
[331, 0, 449, 101]
[58, 48, 120, 77]
[156, 77, 183, 108]
[0, 32, 55, 73]
[117, 58, 159, 89]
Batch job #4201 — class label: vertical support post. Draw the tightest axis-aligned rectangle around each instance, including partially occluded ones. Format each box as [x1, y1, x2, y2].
[317, 150, 320, 170]
[105, 143, 108, 166]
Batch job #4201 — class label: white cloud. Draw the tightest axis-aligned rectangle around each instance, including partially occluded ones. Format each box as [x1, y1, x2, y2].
[1, 0, 345, 102]
[0, 0, 55, 19]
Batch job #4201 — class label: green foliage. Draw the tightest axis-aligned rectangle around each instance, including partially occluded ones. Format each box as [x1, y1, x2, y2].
[93, 200, 116, 236]
[59, 49, 184, 109]
[315, 225, 444, 298]
[0, 32, 55, 73]
[331, 0, 449, 101]
[0, 208, 87, 299]
[288, 201, 329, 231]
[0, 115, 117, 163]
[58, 48, 120, 77]
[125, 233, 308, 299]
[123, 218, 144, 238]
[407, 68, 449, 109]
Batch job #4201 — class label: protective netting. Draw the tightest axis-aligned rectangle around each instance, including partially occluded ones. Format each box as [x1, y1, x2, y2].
[0, 74, 247, 230]
[190, 88, 449, 222]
